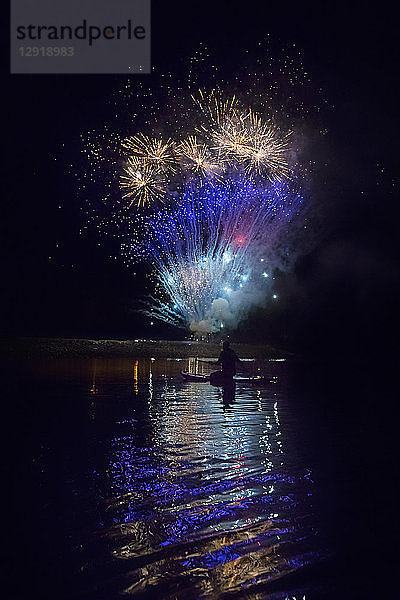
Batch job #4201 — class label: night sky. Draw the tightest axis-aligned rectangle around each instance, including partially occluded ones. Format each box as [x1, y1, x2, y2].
[3, 2, 399, 355]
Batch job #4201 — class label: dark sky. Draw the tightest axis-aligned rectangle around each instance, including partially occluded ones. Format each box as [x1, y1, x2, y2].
[2, 1, 399, 353]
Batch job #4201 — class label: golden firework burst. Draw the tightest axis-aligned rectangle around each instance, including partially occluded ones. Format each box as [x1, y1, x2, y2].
[122, 133, 176, 173]
[120, 156, 168, 208]
[177, 135, 224, 179]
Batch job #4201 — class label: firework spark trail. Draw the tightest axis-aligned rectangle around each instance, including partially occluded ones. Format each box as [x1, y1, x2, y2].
[125, 177, 303, 332]
[241, 112, 292, 181]
[176, 135, 224, 180]
[211, 110, 292, 181]
[192, 89, 240, 132]
[122, 133, 176, 172]
[120, 156, 169, 208]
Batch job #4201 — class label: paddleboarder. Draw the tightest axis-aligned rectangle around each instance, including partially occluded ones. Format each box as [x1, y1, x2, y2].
[204, 340, 243, 379]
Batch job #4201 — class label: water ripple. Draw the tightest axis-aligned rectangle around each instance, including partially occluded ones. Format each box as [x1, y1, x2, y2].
[60, 358, 330, 599]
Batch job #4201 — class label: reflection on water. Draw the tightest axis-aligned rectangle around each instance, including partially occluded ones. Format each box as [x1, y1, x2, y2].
[16, 358, 330, 599]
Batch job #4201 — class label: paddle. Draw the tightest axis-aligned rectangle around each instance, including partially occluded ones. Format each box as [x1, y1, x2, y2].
[197, 358, 250, 374]
[197, 359, 214, 366]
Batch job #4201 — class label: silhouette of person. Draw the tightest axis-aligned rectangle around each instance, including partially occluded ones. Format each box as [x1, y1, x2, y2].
[217, 340, 241, 377]
[205, 341, 242, 382]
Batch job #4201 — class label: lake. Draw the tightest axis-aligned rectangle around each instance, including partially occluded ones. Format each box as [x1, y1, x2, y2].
[2, 355, 395, 599]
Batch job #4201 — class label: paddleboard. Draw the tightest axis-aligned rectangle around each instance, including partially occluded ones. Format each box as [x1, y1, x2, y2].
[180, 370, 272, 385]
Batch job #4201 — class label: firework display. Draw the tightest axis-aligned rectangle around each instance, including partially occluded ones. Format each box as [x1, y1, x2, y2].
[79, 43, 319, 334]
[119, 90, 293, 208]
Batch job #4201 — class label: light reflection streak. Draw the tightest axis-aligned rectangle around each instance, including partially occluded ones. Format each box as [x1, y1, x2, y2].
[89, 359, 98, 395]
[133, 360, 138, 394]
[95, 358, 320, 598]
[148, 360, 153, 402]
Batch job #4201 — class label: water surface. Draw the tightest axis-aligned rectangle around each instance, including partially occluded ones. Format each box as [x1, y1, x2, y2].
[6, 355, 385, 600]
